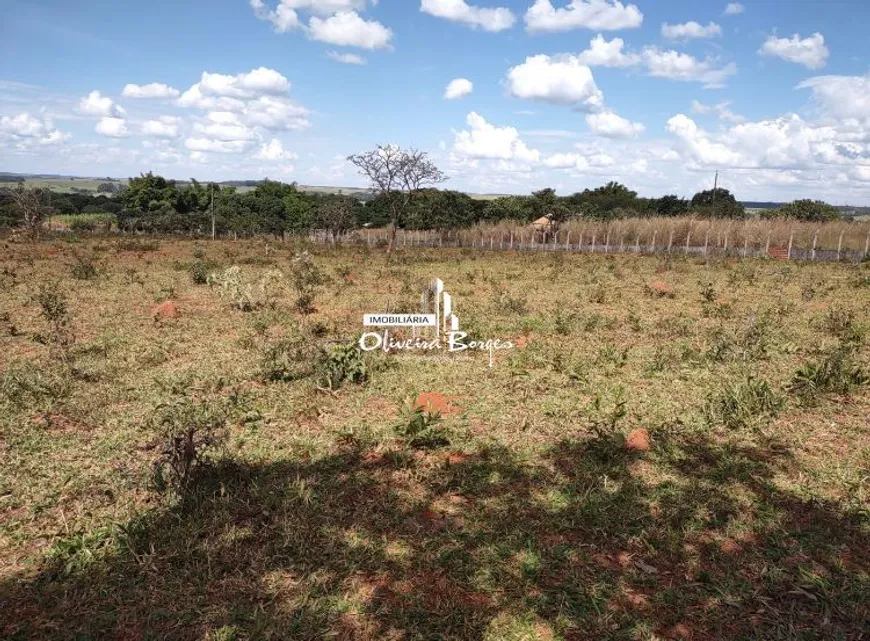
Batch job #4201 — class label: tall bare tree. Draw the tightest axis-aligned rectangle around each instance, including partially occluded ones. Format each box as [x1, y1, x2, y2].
[8, 183, 52, 240]
[347, 145, 446, 254]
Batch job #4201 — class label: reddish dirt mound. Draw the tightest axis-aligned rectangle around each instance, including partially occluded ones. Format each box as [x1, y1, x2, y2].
[152, 300, 180, 322]
[626, 428, 651, 452]
[648, 281, 675, 298]
[414, 392, 460, 415]
[514, 335, 532, 349]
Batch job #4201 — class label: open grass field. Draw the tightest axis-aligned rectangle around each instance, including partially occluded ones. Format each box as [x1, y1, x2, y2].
[1, 236, 868, 640]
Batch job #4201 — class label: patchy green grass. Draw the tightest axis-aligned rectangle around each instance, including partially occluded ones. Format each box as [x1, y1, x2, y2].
[0, 237, 868, 640]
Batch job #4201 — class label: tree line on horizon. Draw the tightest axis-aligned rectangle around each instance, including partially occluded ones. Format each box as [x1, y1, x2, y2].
[0, 165, 848, 240]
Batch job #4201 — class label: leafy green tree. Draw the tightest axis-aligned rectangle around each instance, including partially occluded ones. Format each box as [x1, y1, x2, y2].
[690, 188, 746, 219]
[482, 196, 536, 222]
[771, 199, 841, 222]
[655, 195, 690, 217]
[313, 194, 359, 239]
[120, 172, 180, 213]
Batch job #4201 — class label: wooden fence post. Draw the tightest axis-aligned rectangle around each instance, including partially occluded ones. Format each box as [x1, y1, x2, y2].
[704, 231, 709, 257]
[723, 232, 729, 255]
[787, 231, 794, 260]
[765, 234, 770, 257]
[864, 231, 870, 260]
[811, 231, 819, 261]
[667, 230, 674, 253]
[635, 235, 640, 254]
[510, 231, 514, 249]
[837, 232, 843, 261]
[685, 232, 692, 255]
[651, 231, 657, 253]
[490, 235, 494, 250]
[743, 237, 748, 258]
[591, 234, 597, 253]
[565, 231, 571, 251]
[578, 231, 583, 252]
[604, 231, 610, 254]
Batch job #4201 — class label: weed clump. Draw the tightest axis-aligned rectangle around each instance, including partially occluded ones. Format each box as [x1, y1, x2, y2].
[789, 344, 868, 401]
[394, 402, 449, 448]
[706, 376, 783, 431]
[69, 254, 100, 280]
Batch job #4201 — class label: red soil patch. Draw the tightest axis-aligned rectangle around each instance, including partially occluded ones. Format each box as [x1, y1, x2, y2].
[664, 623, 694, 640]
[446, 452, 469, 466]
[152, 300, 180, 322]
[514, 335, 532, 349]
[626, 428, 651, 452]
[414, 392, 460, 415]
[649, 280, 675, 297]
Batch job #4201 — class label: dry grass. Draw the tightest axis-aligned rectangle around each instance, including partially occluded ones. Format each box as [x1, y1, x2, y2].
[356, 217, 870, 254]
[0, 235, 868, 640]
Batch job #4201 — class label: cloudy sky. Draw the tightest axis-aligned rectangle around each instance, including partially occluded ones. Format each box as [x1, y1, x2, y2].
[2, 0, 870, 203]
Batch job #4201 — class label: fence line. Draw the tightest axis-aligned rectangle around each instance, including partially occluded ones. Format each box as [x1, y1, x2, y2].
[308, 228, 870, 263]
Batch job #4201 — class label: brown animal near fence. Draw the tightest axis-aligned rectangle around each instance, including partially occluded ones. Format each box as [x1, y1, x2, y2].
[341, 217, 870, 262]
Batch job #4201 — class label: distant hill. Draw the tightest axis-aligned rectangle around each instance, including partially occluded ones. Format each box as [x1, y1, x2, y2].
[0, 172, 508, 200]
[2, 172, 867, 209]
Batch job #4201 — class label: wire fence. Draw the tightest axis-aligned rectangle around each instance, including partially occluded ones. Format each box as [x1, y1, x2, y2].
[311, 223, 870, 263]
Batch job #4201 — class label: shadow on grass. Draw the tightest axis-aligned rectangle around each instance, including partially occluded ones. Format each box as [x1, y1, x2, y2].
[1, 433, 868, 640]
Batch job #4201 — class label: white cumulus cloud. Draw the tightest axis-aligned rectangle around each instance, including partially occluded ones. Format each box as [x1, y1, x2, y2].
[142, 116, 181, 138]
[525, 0, 643, 33]
[585, 110, 645, 137]
[661, 21, 721, 40]
[254, 138, 298, 160]
[759, 33, 829, 69]
[122, 83, 180, 99]
[95, 117, 129, 138]
[796, 73, 870, 121]
[453, 112, 540, 162]
[444, 78, 474, 99]
[506, 54, 604, 110]
[78, 90, 125, 117]
[723, 3, 744, 15]
[420, 0, 515, 32]
[0, 112, 70, 145]
[308, 11, 392, 49]
[576, 34, 640, 67]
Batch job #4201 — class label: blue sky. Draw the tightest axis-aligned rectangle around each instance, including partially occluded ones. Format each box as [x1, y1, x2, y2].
[2, 0, 870, 203]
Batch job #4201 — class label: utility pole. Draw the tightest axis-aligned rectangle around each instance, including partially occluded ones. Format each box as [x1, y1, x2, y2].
[711, 171, 718, 207]
[210, 182, 215, 240]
